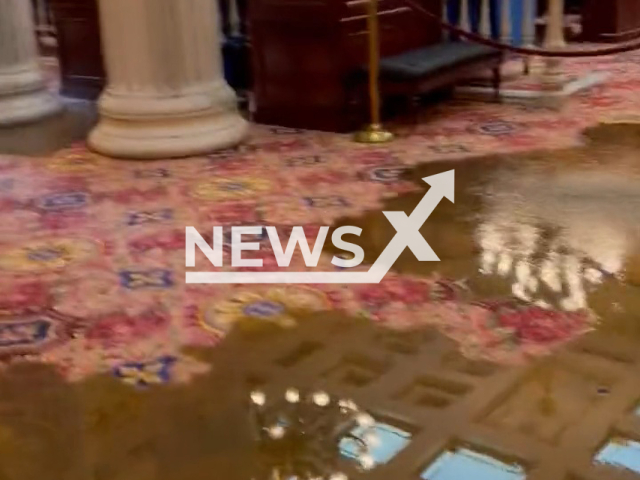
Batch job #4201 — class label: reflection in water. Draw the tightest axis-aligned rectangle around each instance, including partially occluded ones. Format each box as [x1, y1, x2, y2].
[595, 438, 640, 475]
[249, 388, 379, 478]
[310, 127, 640, 366]
[476, 155, 640, 314]
[340, 421, 412, 468]
[420, 446, 526, 480]
[3, 125, 640, 478]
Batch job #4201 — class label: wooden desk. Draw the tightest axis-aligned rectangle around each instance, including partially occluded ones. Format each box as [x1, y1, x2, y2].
[249, 0, 443, 132]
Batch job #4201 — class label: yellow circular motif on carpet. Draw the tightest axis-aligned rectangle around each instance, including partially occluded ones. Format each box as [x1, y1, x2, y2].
[0, 238, 100, 272]
[200, 286, 331, 334]
[47, 151, 100, 173]
[190, 176, 273, 201]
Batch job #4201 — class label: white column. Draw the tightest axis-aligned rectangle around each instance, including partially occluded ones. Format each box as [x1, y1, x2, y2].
[541, 0, 566, 95]
[544, 0, 565, 49]
[89, 0, 248, 159]
[0, 0, 61, 126]
[442, 0, 449, 40]
[499, 0, 511, 44]
[480, 0, 492, 37]
[522, 0, 536, 74]
[459, 0, 471, 33]
[522, 0, 536, 46]
[229, 0, 241, 36]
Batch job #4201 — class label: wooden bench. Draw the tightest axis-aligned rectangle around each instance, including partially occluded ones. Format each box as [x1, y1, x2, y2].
[378, 41, 503, 100]
[349, 40, 503, 124]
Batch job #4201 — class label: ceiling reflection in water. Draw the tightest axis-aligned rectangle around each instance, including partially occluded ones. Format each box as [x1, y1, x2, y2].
[476, 158, 640, 315]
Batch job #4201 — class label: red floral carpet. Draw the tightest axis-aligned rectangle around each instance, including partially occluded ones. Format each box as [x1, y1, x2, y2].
[1, 53, 639, 386]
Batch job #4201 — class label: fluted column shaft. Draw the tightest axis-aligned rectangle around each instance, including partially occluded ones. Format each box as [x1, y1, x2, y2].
[89, 0, 248, 159]
[541, 0, 566, 95]
[0, 0, 61, 126]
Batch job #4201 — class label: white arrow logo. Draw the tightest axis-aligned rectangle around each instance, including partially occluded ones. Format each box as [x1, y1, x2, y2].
[186, 170, 454, 284]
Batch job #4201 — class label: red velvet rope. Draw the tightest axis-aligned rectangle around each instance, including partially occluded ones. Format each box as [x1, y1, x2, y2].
[404, 0, 640, 57]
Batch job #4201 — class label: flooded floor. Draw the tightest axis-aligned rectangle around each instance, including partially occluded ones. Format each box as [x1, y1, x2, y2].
[336, 123, 640, 325]
[2, 121, 640, 480]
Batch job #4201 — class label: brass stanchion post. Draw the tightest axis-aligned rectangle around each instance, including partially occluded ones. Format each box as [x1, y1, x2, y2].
[354, 0, 394, 143]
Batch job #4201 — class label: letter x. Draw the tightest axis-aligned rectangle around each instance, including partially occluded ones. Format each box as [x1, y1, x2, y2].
[383, 211, 438, 261]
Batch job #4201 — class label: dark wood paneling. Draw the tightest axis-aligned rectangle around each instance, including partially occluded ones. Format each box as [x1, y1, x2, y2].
[49, 0, 105, 100]
[249, 0, 442, 132]
[582, 0, 640, 42]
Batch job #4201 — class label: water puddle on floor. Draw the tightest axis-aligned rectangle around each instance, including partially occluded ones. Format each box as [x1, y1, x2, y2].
[2, 124, 640, 480]
[334, 122, 640, 325]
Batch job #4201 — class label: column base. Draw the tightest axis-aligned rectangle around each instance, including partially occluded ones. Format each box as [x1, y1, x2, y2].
[89, 110, 248, 159]
[0, 67, 62, 126]
[455, 58, 609, 106]
[89, 83, 249, 159]
[465, 60, 527, 85]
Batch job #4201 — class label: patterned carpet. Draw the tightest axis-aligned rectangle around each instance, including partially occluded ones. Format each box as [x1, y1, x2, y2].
[1, 52, 639, 386]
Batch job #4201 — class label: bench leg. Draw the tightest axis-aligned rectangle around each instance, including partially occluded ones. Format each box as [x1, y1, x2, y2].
[409, 95, 422, 126]
[523, 56, 531, 76]
[492, 65, 502, 103]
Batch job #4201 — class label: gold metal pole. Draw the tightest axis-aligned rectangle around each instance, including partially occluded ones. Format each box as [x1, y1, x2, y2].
[354, 0, 394, 143]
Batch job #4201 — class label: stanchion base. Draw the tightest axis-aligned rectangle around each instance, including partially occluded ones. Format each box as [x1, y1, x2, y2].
[353, 123, 394, 144]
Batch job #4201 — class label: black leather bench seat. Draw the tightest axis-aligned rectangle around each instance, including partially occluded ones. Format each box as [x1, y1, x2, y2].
[379, 42, 500, 81]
